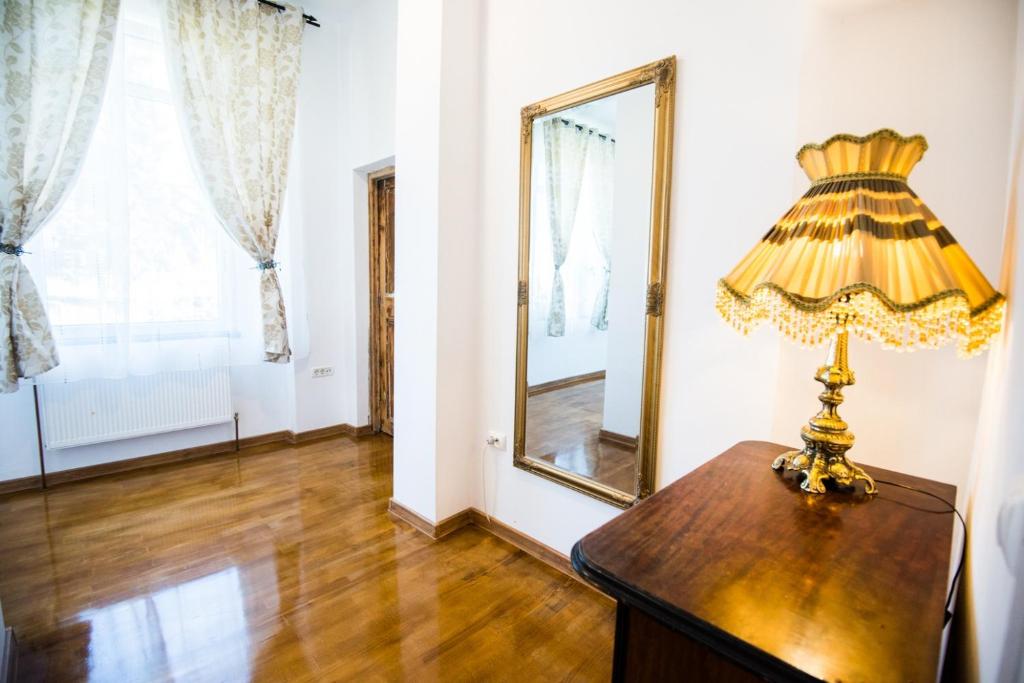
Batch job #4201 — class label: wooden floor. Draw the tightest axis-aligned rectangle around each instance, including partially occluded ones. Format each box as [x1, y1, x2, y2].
[526, 380, 637, 492]
[0, 435, 614, 682]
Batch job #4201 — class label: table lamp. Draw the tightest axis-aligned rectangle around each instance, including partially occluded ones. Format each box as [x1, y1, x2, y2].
[716, 129, 1005, 495]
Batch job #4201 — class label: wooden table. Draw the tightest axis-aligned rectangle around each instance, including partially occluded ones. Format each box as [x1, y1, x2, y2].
[572, 441, 956, 682]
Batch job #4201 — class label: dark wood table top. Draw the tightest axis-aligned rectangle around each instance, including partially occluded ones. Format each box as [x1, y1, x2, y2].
[573, 441, 956, 683]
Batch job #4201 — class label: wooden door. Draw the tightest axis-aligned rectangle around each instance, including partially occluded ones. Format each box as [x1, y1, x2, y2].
[369, 170, 396, 435]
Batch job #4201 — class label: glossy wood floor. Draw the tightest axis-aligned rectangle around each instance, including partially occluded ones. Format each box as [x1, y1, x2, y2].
[0, 435, 614, 682]
[526, 380, 637, 492]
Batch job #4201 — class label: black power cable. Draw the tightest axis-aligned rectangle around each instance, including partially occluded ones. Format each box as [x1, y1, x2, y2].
[875, 478, 966, 626]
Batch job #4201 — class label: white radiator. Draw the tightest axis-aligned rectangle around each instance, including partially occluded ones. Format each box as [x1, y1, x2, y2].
[39, 368, 234, 449]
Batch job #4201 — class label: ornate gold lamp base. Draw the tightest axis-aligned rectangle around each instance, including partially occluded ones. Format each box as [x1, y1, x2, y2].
[772, 329, 877, 495]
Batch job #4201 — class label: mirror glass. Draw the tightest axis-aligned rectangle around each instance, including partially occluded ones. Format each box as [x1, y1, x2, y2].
[523, 84, 655, 497]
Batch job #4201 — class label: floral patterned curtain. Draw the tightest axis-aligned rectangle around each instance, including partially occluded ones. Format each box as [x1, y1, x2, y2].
[542, 118, 591, 337]
[0, 0, 121, 393]
[163, 0, 303, 363]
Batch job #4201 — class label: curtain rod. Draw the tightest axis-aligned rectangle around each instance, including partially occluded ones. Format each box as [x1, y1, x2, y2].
[258, 0, 320, 27]
[557, 117, 615, 142]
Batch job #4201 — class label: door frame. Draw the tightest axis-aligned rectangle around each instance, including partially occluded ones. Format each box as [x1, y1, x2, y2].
[368, 166, 396, 433]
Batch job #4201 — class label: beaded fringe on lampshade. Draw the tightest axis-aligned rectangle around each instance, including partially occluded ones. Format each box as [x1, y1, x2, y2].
[716, 129, 1005, 357]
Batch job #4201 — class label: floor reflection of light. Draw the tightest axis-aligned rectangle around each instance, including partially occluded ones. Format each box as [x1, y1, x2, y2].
[552, 443, 593, 475]
[80, 566, 251, 682]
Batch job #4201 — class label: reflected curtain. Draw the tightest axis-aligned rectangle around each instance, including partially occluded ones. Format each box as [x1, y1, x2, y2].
[0, 0, 121, 392]
[163, 0, 303, 363]
[542, 118, 590, 337]
[588, 134, 615, 330]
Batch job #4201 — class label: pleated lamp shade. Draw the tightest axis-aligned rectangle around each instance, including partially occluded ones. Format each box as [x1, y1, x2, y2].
[716, 129, 1005, 356]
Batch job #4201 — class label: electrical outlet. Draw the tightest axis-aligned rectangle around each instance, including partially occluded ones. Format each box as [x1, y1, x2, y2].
[311, 366, 334, 379]
[486, 431, 506, 450]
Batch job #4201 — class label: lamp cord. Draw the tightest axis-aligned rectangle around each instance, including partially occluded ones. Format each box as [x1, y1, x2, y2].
[874, 478, 966, 626]
[480, 444, 492, 523]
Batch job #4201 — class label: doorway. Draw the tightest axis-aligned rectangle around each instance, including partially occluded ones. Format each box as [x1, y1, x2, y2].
[369, 168, 395, 435]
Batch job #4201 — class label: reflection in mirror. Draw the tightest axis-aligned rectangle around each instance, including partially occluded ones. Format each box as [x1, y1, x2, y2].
[523, 85, 655, 497]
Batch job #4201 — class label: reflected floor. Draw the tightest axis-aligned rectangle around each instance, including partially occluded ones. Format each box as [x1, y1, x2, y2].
[0, 435, 614, 681]
[526, 380, 638, 493]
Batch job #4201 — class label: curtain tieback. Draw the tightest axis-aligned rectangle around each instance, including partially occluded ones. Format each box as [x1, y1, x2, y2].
[256, 259, 279, 271]
[0, 244, 26, 256]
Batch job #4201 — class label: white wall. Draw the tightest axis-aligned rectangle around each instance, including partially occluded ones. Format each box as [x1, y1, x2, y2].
[340, 0, 398, 431]
[772, 0, 1017, 505]
[392, 0, 483, 523]
[392, 0, 445, 521]
[435, 0, 485, 521]
[0, 0, 397, 484]
[602, 86, 654, 438]
[292, 0, 397, 433]
[526, 332, 607, 386]
[291, 0, 352, 433]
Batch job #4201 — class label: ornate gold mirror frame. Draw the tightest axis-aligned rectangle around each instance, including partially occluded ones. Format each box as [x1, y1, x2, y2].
[513, 57, 676, 508]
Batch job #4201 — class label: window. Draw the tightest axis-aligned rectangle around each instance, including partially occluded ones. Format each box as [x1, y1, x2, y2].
[38, 3, 230, 334]
[28, 0, 265, 382]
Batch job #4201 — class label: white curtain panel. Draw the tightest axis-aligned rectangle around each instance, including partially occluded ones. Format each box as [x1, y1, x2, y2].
[28, 0, 268, 383]
[0, 0, 121, 392]
[164, 0, 303, 363]
[542, 118, 591, 337]
[587, 133, 615, 331]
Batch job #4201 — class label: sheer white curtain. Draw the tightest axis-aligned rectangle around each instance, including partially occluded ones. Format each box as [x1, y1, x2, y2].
[28, 0, 266, 384]
[587, 134, 615, 330]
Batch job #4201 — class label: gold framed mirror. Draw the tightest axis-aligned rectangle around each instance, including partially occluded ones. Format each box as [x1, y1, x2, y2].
[513, 57, 676, 508]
